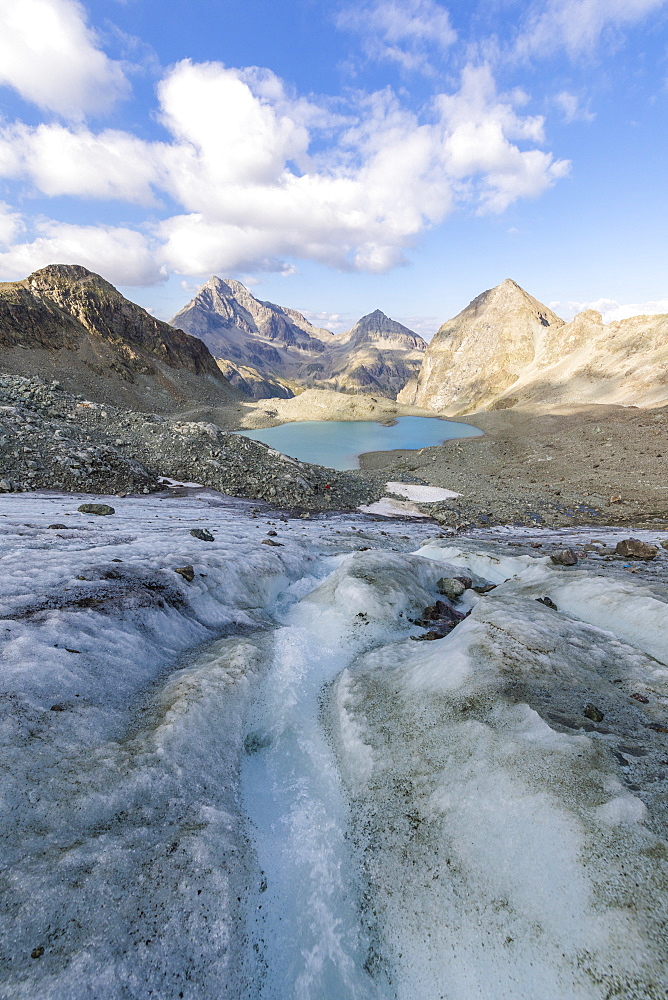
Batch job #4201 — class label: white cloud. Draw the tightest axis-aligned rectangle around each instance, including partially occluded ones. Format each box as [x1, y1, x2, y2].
[0, 124, 160, 202]
[554, 91, 596, 123]
[301, 310, 350, 333]
[436, 65, 569, 213]
[517, 0, 667, 59]
[0, 221, 163, 286]
[551, 296, 668, 323]
[0, 0, 129, 118]
[337, 0, 456, 72]
[0, 203, 25, 248]
[0, 58, 569, 282]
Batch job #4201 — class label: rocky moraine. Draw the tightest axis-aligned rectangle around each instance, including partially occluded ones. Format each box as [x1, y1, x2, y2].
[0, 374, 389, 511]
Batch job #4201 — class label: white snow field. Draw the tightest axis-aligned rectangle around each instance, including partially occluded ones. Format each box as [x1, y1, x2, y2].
[0, 492, 667, 1000]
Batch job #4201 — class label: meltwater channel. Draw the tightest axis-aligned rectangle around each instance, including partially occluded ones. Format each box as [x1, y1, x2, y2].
[237, 555, 399, 1000]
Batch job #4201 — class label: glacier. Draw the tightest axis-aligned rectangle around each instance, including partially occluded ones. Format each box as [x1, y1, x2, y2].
[0, 491, 666, 999]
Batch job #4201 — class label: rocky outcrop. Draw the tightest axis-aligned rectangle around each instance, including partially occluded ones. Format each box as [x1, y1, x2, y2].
[171, 280, 426, 400]
[0, 264, 238, 413]
[298, 309, 426, 397]
[215, 359, 294, 400]
[490, 309, 668, 410]
[400, 279, 668, 413]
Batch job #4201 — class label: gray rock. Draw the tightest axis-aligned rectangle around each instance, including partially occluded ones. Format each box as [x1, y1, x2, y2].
[550, 548, 578, 566]
[536, 596, 558, 610]
[615, 538, 658, 560]
[437, 577, 466, 600]
[190, 528, 214, 541]
[77, 503, 115, 515]
[584, 703, 604, 723]
[174, 565, 195, 582]
[261, 538, 284, 547]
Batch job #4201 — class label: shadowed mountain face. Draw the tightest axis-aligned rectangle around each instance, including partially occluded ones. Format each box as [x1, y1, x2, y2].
[0, 265, 239, 413]
[399, 278, 668, 413]
[170, 277, 334, 387]
[171, 279, 426, 399]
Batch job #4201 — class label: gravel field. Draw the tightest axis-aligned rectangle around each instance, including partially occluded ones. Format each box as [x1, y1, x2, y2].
[4, 374, 668, 530]
[360, 403, 668, 529]
[0, 375, 389, 512]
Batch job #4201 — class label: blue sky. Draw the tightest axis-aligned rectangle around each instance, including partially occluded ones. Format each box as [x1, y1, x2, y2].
[0, 0, 666, 337]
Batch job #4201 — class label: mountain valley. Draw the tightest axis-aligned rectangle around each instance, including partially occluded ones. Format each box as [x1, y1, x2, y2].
[171, 277, 427, 400]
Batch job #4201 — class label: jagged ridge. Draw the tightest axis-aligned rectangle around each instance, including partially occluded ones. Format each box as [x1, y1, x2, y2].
[171, 280, 426, 400]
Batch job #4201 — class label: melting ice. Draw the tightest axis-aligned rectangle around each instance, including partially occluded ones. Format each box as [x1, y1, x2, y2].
[0, 493, 667, 999]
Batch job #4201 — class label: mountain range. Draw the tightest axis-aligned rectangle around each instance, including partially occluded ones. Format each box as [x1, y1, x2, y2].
[0, 265, 666, 418]
[170, 277, 426, 399]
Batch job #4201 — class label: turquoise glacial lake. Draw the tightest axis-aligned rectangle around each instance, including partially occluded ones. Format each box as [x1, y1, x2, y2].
[235, 416, 483, 471]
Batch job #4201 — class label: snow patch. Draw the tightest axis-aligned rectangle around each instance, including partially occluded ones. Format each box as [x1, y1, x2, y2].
[385, 481, 462, 501]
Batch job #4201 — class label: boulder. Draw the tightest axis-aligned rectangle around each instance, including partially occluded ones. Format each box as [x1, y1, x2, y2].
[536, 596, 558, 610]
[78, 503, 115, 516]
[190, 528, 214, 541]
[550, 548, 577, 566]
[584, 703, 604, 723]
[615, 538, 658, 560]
[437, 577, 466, 600]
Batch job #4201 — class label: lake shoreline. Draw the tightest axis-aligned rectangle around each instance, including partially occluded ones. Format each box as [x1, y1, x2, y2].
[359, 403, 668, 530]
[234, 415, 482, 471]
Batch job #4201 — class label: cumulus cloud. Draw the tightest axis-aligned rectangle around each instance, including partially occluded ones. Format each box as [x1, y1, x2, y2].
[554, 91, 596, 123]
[437, 65, 569, 213]
[0, 221, 163, 286]
[301, 310, 351, 333]
[0, 57, 569, 282]
[516, 0, 667, 59]
[0, 203, 25, 248]
[0, 0, 129, 118]
[337, 0, 456, 72]
[552, 296, 668, 323]
[0, 124, 160, 202]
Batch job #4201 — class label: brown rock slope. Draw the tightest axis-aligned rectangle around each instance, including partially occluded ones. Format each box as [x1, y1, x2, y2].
[493, 309, 668, 410]
[399, 279, 564, 412]
[401, 279, 668, 413]
[0, 264, 238, 413]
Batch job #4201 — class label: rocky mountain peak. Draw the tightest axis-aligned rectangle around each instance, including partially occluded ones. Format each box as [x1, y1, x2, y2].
[27, 263, 101, 286]
[460, 278, 562, 329]
[399, 280, 565, 412]
[343, 310, 426, 351]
